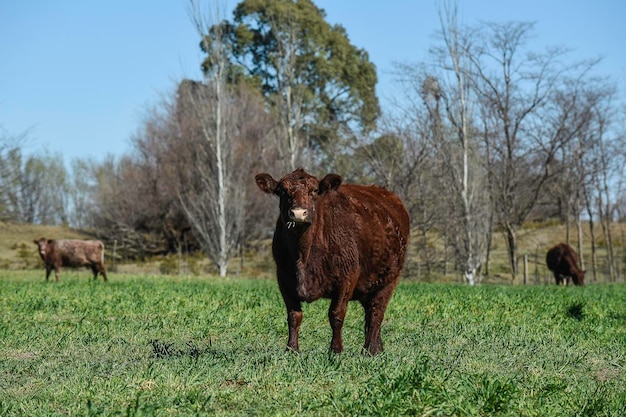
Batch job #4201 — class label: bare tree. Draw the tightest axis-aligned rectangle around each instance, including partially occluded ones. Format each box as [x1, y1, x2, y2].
[0, 127, 27, 221]
[68, 158, 98, 229]
[385, 70, 465, 279]
[424, 0, 488, 284]
[79, 2, 274, 268]
[175, 1, 235, 276]
[1, 149, 69, 225]
[173, 1, 273, 276]
[470, 22, 574, 280]
[388, 12, 616, 283]
[539, 74, 614, 279]
[586, 87, 624, 282]
[268, 11, 306, 171]
[388, 1, 489, 284]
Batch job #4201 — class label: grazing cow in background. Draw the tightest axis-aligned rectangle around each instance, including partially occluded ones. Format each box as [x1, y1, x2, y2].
[33, 238, 108, 282]
[256, 168, 410, 355]
[546, 243, 585, 286]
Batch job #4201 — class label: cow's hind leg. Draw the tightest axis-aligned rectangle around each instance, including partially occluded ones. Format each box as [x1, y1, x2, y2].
[361, 283, 397, 355]
[99, 264, 108, 282]
[328, 294, 350, 354]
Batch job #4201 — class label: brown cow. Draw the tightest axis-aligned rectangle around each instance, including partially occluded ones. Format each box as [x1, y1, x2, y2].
[33, 238, 108, 282]
[255, 168, 410, 355]
[546, 243, 585, 286]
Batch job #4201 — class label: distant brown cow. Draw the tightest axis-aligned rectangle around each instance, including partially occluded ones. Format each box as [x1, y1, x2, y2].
[255, 168, 410, 355]
[33, 238, 108, 282]
[546, 243, 585, 286]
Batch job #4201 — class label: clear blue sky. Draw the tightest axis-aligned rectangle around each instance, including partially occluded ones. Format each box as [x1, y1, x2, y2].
[1, 1, 624, 165]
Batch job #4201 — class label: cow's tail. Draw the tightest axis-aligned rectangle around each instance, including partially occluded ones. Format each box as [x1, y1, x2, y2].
[99, 241, 105, 265]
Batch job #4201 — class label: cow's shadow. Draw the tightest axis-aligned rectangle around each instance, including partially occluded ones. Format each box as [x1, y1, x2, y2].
[565, 301, 585, 321]
[149, 339, 207, 359]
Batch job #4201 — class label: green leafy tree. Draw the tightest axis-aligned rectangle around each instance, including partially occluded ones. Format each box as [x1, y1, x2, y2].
[206, 0, 379, 170]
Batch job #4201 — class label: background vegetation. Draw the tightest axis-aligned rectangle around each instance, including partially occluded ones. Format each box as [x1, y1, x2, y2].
[2, 220, 624, 285]
[1, 0, 625, 284]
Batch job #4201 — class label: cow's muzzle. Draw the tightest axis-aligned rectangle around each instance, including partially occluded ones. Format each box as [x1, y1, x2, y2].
[287, 208, 309, 228]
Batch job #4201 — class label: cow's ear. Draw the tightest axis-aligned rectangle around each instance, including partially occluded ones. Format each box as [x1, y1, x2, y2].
[319, 174, 342, 194]
[255, 173, 279, 194]
[33, 239, 38, 245]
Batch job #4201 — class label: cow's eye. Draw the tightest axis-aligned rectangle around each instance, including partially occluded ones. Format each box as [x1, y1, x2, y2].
[311, 189, 318, 196]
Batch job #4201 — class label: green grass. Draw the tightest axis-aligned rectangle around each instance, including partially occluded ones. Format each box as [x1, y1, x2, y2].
[1, 271, 625, 416]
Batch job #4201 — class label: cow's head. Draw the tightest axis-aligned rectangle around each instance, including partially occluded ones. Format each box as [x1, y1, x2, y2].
[573, 269, 586, 286]
[256, 168, 342, 229]
[33, 237, 51, 259]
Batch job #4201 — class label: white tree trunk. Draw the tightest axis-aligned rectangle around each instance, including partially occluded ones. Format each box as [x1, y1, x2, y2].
[181, 0, 244, 277]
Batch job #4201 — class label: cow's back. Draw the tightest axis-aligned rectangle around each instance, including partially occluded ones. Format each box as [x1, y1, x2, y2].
[55, 240, 104, 265]
[339, 184, 409, 263]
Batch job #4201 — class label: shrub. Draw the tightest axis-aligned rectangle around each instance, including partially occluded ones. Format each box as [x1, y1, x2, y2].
[16, 242, 37, 269]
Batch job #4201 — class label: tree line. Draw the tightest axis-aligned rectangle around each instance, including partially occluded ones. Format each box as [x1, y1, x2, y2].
[1, 0, 624, 282]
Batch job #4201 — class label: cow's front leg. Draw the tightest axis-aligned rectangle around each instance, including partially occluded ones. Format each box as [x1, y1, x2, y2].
[280, 292, 302, 352]
[286, 308, 303, 352]
[54, 267, 60, 281]
[328, 294, 350, 354]
[277, 265, 302, 352]
[45, 266, 52, 281]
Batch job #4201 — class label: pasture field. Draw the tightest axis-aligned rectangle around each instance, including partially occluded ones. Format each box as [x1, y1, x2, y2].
[1, 271, 625, 416]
